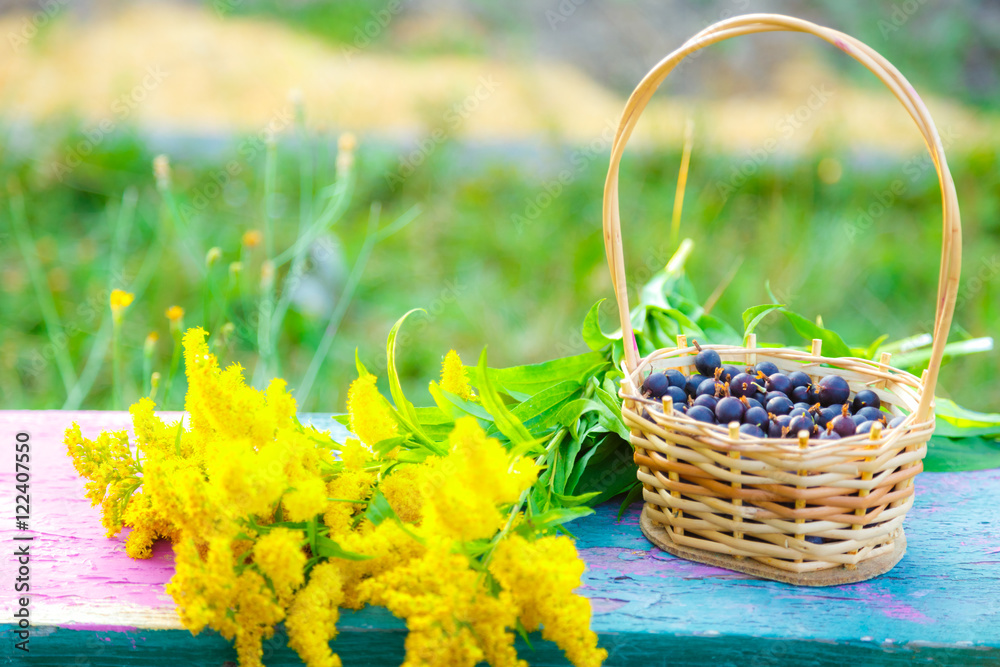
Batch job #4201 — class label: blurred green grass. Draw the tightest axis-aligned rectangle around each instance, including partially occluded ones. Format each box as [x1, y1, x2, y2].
[2, 122, 997, 413]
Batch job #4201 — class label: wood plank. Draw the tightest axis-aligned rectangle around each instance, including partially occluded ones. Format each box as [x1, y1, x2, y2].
[2, 410, 999, 665]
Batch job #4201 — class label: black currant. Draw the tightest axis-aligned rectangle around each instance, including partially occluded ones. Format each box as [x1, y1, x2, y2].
[819, 424, 842, 440]
[787, 371, 812, 390]
[855, 406, 885, 423]
[766, 373, 793, 395]
[696, 378, 719, 397]
[788, 413, 815, 436]
[716, 396, 746, 424]
[830, 405, 856, 437]
[744, 406, 769, 431]
[721, 364, 741, 382]
[770, 414, 792, 438]
[692, 394, 718, 411]
[766, 395, 794, 416]
[888, 415, 906, 429]
[852, 390, 881, 413]
[730, 372, 757, 399]
[755, 361, 780, 377]
[692, 340, 722, 378]
[641, 371, 670, 398]
[665, 386, 688, 405]
[763, 390, 786, 405]
[816, 406, 840, 429]
[687, 405, 716, 424]
[686, 374, 710, 397]
[745, 397, 764, 411]
[855, 420, 875, 435]
[817, 375, 850, 406]
[665, 369, 687, 389]
[739, 423, 767, 438]
[791, 385, 812, 404]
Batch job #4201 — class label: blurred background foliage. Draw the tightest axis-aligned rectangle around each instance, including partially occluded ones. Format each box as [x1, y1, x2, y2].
[0, 0, 997, 413]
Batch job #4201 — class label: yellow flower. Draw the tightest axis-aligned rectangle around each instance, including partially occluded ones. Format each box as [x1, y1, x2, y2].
[358, 541, 524, 667]
[242, 230, 263, 248]
[346, 373, 397, 448]
[420, 418, 537, 542]
[231, 568, 286, 667]
[490, 535, 607, 667]
[380, 465, 423, 524]
[286, 562, 345, 667]
[439, 350, 474, 400]
[283, 477, 327, 523]
[109, 289, 134, 318]
[252, 528, 305, 605]
[144, 331, 159, 355]
[337, 438, 372, 472]
[323, 470, 374, 538]
[165, 306, 184, 329]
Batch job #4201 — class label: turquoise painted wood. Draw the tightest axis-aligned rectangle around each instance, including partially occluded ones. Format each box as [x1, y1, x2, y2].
[2, 411, 1000, 666]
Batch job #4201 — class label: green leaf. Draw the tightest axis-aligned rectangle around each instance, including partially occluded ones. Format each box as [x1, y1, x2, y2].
[428, 383, 494, 423]
[520, 506, 595, 532]
[412, 406, 457, 440]
[386, 309, 423, 426]
[313, 535, 373, 561]
[742, 304, 785, 342]
[695, 310, 741, 345]
[582, 299, 617, 351]
[617, 482, 644, 521]
[863, 334, 890, 360]
[593, 387, 630, 441]
[891, 337, 994, 370]
[782, 310, 852, 358]
[365, 490, 396, 526]
[552, 490, 602, 507]
[503, 380, 580, 433]
[572, 434, 636, 504]
[934, 398, 1000, 437]
[474, 352, 608, 398]
[476, 348, 535, 446]
[355, 349, 369, 378]
[924, 435, 1000, 472]
[383, 310, 438, 451]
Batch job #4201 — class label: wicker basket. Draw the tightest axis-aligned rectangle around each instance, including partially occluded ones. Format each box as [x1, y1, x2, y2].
[604, 14, 962, 586]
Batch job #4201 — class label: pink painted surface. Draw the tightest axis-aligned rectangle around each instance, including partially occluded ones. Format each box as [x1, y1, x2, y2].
[0, 411, 182, 629]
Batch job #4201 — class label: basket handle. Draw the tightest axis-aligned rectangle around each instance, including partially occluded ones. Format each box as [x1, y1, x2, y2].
[603, 13, 961, 422]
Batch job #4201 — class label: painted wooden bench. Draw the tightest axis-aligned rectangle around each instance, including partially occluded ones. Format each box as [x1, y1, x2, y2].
[3, 410, 999, 665]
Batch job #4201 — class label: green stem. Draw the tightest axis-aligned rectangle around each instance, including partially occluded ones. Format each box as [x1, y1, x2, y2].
[254, 142, 279, 387]
[295, 202, 380, 407]
[64, 191, 162, 410]
[163, 328, 182, 408]
[112, 319, 123, 409]
[8, 184, 78, 395]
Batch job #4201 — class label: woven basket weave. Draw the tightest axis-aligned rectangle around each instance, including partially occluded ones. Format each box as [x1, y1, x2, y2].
[604, 14, 962, 586]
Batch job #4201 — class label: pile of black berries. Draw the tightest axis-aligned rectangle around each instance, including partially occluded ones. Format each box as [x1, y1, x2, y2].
[639, 341, 906, 439]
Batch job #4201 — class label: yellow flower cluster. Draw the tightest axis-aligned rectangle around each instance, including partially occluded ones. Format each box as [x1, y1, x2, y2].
[490, 536, 607, 667]
[65, 333, 606, 667]
[439, 349, 474, 401]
